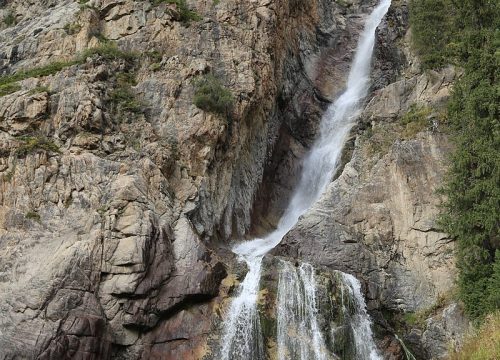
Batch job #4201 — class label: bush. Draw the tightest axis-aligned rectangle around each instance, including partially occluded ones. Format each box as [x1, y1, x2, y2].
[193, 74, 233, 116]
[63, 22, 82, 35]
[78, 42, 138, 63]
[108, 72, 144, 121]
[15, 136, 60, 157]
[153, 0, 202, 23]
[109, 87, 143, 114]
[25, 211, 41, 223]
[3, 11, 15, 27]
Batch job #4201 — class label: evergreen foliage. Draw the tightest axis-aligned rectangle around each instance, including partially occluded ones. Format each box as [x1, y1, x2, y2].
[409, 0, 455, 69]
[410, 0, 500, 320]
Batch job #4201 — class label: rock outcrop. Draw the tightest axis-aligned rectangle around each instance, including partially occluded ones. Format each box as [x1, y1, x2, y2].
[0, 0, 401, 359]
[0, 0, 467, 359]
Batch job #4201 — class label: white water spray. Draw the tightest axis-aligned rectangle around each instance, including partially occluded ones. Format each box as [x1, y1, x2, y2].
[220, 1, 391, 359]
[277, 261, 327, 360]
[341, 273, 382, 360]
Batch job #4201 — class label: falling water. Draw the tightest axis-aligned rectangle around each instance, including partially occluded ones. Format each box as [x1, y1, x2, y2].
[220, 0, 391, 359]
[341, 273, 382, 360]
[277, 261, 327, 360]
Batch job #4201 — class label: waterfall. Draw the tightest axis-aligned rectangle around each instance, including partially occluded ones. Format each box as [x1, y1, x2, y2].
[341, 273, 382, 360]
[220, 0, 391, 358]
[220, 259, 265, 360]
[277, 261, 327, 360]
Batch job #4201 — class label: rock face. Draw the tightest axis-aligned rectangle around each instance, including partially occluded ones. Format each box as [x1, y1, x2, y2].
[0, 0, 391, 359]
[0, 0, 467, 359]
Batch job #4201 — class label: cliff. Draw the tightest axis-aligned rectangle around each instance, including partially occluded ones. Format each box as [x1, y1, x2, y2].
[0, 0, 467, 359]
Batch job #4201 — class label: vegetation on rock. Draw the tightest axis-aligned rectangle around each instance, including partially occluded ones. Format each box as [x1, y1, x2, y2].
[15, 136, 60, 157]
[25, 211, 41, 223]
[449, 312, 500, 360]
[2, 11, 15, 27]
[410, 0, 500, 323]
[109, 72, 144, 121]
[0, 82, 21, 97]
[193, 74, 234, 117]
[152, 0, 202, 23]
[0, 42, 138, 97]
[28, 86, 51, 95]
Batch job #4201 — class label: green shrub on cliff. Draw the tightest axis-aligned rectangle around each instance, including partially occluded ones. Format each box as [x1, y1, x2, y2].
[152, 0, 202, 23]
[15, 136, 60, 157]
[78, 42, 138, 63]
[3, 11, 16, 27]
[193, 74, 233, 117]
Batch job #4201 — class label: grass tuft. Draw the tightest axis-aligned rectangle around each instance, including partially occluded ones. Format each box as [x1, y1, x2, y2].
[449, 312, 500, 360]
[28, 86, 51, 95]
[0, 82, 21, 97]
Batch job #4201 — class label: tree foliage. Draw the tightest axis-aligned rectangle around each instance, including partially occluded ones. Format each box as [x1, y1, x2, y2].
[412, 0, 500, 319]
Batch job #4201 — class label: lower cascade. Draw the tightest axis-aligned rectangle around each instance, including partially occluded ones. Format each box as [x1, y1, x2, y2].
[277, 262, 328, 360]
[276, 262, 382, 360]
[219, 0, 392, 359]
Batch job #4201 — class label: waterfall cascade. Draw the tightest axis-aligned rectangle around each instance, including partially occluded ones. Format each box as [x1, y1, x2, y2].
[220, 0, 392, 359]
[277, 262, 328, 360]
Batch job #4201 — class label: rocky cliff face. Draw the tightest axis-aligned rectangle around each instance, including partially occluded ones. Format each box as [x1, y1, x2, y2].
[0, 0, 466, 359]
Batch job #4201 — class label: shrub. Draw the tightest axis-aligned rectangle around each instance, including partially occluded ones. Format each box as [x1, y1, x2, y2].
[400, 104, 432, 139]
[78, 42, 138, 63]
[108, 72, 144, 121]
[63, 22, 82, 35]
[153, 0, 202, 23]
[193, 74, 233, 116]
[25, 211, 41, 223]
[15, 136, 60, 157]
[109, 87, 143, 114]
[3, 11, 15, 26]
